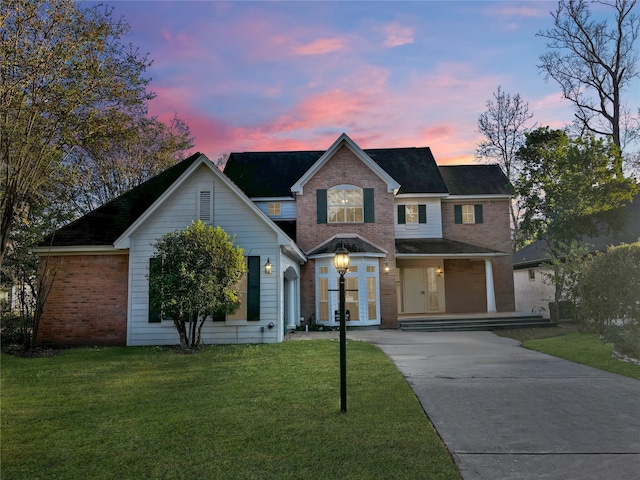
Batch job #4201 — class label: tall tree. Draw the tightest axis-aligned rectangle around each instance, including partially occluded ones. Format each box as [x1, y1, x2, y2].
[149, 221, 246, 349]
[0, 0, 153, 266]
[476, 86, 535, 249]
[516, 127, 638, 318]
[66, 111, 194, 215]
[537, 0, 639, 157]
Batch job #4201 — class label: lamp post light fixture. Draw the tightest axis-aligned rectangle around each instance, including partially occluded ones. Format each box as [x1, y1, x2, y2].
[333, 244, 350, 413]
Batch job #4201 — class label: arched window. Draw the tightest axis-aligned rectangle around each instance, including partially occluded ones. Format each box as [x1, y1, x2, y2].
[327, 185, 363, 223]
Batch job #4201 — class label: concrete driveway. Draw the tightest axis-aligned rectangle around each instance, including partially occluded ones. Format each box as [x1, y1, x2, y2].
[343, 330, 640, 480]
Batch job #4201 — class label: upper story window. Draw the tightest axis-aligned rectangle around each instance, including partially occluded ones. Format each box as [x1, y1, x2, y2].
[328, 185, 363, 223]
[398, 204, 427, 224]
[316, 186, 375, 224]
[454, 204, 483, 225]
[268, 202, 281, 215]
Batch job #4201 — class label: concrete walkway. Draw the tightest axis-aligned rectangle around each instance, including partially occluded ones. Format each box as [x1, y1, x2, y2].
[288, 330, 640, 480]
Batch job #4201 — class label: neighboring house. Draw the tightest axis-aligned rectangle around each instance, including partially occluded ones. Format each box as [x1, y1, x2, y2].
[224, 133, 515, 330]
[512, 193, 640, 318]
[35, 153, 305, 346]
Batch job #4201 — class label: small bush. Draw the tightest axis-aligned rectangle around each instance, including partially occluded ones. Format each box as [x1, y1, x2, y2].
[603, 324, 640, 360]
[0, 313, 26, 346]
[579, 241, 640, 333]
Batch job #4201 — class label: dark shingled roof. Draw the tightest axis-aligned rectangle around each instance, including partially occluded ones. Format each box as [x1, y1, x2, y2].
[40, 153, 202, 247]
[307, 236, 386, 256]
[396, 238, 503, 255]
[224, 147, 449, 196]
[437, 165, 513, 195]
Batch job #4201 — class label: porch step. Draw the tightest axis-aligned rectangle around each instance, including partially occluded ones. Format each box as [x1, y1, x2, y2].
[398, 314, 556, 332]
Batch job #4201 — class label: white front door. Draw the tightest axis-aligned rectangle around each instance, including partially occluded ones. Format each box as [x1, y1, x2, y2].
[403, 267, 426, 313]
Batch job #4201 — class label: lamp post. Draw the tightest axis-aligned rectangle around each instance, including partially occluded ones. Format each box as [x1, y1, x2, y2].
[334, 244, 350, 413]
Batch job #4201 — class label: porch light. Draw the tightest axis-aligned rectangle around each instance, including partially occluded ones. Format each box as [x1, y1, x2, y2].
[265, 258, 272, 274]
[384, 262, 390, 274]
[333, 245, 350, 275]
[436, 266, 443, 277]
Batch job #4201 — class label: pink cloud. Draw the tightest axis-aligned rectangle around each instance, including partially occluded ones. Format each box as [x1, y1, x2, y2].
[292, 37, 348, 56]
[383, 22, 414, 47]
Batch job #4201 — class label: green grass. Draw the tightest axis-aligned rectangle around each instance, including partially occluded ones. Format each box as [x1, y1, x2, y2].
[1, 340, 460, 480]
[524, 333, 640, 380]
[496, 324, 640, 380]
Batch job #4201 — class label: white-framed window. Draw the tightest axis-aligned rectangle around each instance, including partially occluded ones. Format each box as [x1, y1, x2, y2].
[268, 202, 281, 215]
[461, 205, 475, 224]
[328, 185, 363, 223]
[315, 257, 380, 325]
[454, 204, 483, 225]
[405, 204, 419, 223]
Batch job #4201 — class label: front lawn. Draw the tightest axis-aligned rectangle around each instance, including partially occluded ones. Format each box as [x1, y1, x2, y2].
[524, 333, 640, 380]
[1, 340, 460, 480]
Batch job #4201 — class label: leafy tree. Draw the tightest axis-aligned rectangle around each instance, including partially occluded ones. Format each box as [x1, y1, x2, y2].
[476, 86, 535, 249]
[0, 0, 153, 266]
[65, 111, 194, 215]
[149, 221, 246, 349]
[0, 179, 72, 350]
[537, 0, 639, 157]
[516, 127, 638, 318]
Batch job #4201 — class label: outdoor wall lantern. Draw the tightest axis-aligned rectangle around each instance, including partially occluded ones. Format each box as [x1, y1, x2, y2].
[265, 258, 272, 274]
[436, 266, 443, 277]
[384, 262, 391, 274]
[334, 243, 350, 413]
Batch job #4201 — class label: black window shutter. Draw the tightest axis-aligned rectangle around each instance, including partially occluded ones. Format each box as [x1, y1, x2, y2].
[247, 256, 260, 321]
[148, 257, 161, 323]
[474, 204, 483, 224]
[454, 205, 462, 224]
[317, 189, 327, 224]
[397, 205, 406, 224]
[418, 204, 427, 224]
[364, 188, 374, 223]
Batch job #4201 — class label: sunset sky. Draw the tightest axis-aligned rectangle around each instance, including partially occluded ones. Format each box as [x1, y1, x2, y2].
[102, 0, 640, 165]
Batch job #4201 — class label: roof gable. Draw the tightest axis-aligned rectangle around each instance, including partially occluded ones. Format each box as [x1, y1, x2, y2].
[224, 135, 448, 197]
[41, 153, 202, 247]
[290, 133, 400, 194]
[39, 153, 306, 262]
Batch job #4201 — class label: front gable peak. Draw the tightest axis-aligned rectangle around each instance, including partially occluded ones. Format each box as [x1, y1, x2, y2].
[291, 133, 400, 195]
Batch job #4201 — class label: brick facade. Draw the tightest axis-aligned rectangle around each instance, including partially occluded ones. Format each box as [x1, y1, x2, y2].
[37, 254, 129, 346]
[296, 146, 398, 328]
[441, 199, 515, 312]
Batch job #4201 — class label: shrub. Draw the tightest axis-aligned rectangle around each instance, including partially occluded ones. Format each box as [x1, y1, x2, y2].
[579, 241, 640, 333]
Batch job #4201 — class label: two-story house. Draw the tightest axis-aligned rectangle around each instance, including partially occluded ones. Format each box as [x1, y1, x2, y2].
[34, 133, 515, 346]
[224, 133, 515, 330]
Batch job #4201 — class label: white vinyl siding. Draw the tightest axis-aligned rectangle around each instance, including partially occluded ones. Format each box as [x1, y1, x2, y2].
[127, 163, 286, 346]
[394, 198, 443, 238]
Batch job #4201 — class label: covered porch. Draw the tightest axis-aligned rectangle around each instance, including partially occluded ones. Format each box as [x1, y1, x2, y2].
[395, 238, 512, 316]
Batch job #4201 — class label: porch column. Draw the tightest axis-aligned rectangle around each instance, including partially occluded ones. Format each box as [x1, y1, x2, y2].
[485, 259, 497, 313]
[286, 278, 297, 330]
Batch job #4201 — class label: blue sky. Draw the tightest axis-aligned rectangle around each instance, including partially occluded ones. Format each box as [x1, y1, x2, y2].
[102, 1, 639, 164]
